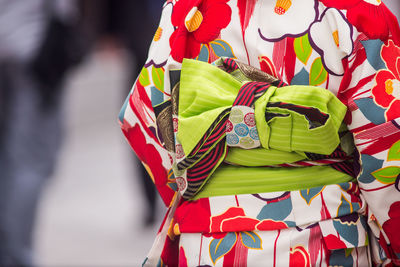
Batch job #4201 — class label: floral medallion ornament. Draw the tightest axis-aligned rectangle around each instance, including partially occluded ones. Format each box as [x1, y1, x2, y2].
[226, 106, 260, 149]
[175, 143, 185, 159]
[372, 40, 400, 121]
[169, 0, 232, 62]
[175, 176, 187, 192]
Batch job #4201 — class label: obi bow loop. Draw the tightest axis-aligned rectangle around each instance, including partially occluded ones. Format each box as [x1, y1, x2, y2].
[178, 59, 242, 156]
[175, 58, 348, 199]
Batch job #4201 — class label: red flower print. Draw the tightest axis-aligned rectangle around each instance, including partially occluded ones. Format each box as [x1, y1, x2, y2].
[210, 207, 289, 233]
[169, 0, 231, 62]
[256, 219, 289, 231]
[173, 198, 212, 233]
[319, 0, 400, 45]
[210, 207, 259, 232]
[289, 246, 311, 267]
[322, 234, 347, 250]
[372, 40, 400, 121]
[179, 247, 188, 267]
[382, 201, 400, 255]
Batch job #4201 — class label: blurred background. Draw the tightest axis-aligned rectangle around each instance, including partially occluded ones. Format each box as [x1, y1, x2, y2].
[0, 0, 164, 266]
[0, 0, 399, 266]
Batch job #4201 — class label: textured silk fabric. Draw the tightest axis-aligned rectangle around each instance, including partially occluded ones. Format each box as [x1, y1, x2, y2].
[176, 58, 352, 199]
[119, 0, 400, 266]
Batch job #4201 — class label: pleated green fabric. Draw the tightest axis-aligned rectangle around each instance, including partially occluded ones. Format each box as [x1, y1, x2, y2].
[194, 165, 355, 200]
[176, 59, 351, 198]
[178, 59, 241, 156]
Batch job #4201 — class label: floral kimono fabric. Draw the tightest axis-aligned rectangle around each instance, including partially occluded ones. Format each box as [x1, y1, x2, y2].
[120, 1, 400, 266]
[150, 184, 370, 267]
[142, 59, 371, 267]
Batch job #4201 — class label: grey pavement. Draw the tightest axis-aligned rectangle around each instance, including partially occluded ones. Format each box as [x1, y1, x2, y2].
[34, 49, 164, 266]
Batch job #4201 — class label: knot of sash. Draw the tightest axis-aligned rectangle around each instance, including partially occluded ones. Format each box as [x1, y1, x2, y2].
[175, 58, 347, 199]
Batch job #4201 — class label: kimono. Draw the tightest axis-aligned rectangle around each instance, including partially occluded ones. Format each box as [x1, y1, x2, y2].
[119, 0, 400, 266]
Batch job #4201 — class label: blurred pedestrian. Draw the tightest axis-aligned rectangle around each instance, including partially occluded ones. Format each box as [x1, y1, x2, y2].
[80, 0, 164, 225]
[0, 0, 86, 265]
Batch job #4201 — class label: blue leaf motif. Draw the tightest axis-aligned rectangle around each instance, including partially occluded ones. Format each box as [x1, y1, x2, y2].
[291, 67, 309, 85]
[358, 154, 384, 184]
[167, 182, 178, 191]
[354, 98, 386, 125]
[210, 39, 235, 58]
[300, 186, 324, 205]
[257, 196, 292, 221]
[240, 231, 262, 250]
[333, 219, 359, 247]
[361, 39, 386, 70]
[285, 221, 296, 227]
[338, 182, 350, 191]
[337, 195, 352, 217]
[209, 232, 237, 265]
[336, 195, 361, 220]
[329, 248, 354, 267]
[196, 44, 210, 62]
[151, 86, 164, 107]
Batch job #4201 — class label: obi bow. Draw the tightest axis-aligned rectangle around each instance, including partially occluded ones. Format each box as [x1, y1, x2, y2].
[174, 58, 347, 199]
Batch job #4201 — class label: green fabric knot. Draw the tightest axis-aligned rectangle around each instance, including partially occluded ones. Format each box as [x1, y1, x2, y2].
[178, 59, 347, 157]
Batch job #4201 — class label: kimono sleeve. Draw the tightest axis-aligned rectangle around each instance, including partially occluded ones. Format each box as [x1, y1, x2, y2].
[339, 32, 400, 265]
[118, 2, 177, 206]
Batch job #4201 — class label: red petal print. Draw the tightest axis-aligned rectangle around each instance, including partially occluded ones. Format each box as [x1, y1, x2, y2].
[210, 207, 247, 232]
[322, 234, 347, 250]
[382, 202, 400, 254]
[221, 217, 260, 232]
[256, 219, 288, 231]
[169, 0, 232, 62]
[382, 40, 400, 79]
[171, 0, 200, 26]
[388, 201, 400, 220]
[179, 246, 188, 267]
[320, 1, 400, 45]
[195, 2, 231, 42]
[372, 70, 397, 108]
[290, 246, 311, 267]
[386, 100, 400, 121]
[170, 29, 202, 62]
[174, 198, 212, 233]
[346, 3, 389, 41]
[319, 0, 360, 9]
[161, 232, 180, 267]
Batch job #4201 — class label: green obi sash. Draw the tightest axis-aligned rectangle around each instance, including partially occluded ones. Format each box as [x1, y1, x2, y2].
[172, 58, 352, 199]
